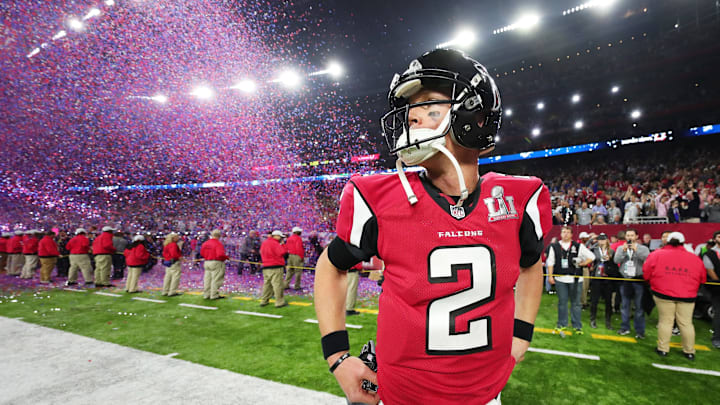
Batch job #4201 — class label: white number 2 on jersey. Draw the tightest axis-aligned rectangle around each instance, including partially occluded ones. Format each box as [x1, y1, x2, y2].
[426, 245, 496, 355]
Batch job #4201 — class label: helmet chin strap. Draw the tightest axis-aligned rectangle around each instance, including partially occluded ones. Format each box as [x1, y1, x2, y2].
[396, 142, 469, 208]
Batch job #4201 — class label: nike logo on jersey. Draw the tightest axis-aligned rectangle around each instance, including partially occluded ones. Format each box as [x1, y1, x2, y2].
[437, 230, 484, 238]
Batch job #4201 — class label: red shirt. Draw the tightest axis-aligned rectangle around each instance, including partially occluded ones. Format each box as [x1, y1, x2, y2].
[286, 234, 304, 258]
[200, 239, 228, 261]
[66, 234, 90, 254]
[260, 237, 287, 268]
[125, 243, 150, 266]
[8, 236, 23, 254]
[610, 240, 626, 252]
[0, 238, 8, 253]
[163, 242, 182, 261]
[643, 245, 707, 300]
[38, 236, 60, 257]
[92, 231, 115, 255]
[333, 172, 553, 404]
[22, 237, 39, 255]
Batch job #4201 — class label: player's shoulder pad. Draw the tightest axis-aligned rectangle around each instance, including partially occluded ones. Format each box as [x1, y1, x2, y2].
[482, 171, 544, 195]
[347, 171, 417, 210]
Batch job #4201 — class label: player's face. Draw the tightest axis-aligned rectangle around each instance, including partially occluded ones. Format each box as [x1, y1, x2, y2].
[407, 89, 452, 131]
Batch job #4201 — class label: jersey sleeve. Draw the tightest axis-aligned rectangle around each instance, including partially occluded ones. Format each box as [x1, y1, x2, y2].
[328, 180, 379, 271]
[518, 182, 553, 268]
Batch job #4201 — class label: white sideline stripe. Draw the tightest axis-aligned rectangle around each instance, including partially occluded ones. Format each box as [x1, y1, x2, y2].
[304, 319, 363, 329]
[132, 297, 166, 303]
[528, 347, 600, 361]
[179, 303, 217, 310]
[165, 352, 179, 358]
[235, 310, 283, 319]
[94, 292, 122, 297]
[63, 288, 87, 293]
[652, 363, 720, 377]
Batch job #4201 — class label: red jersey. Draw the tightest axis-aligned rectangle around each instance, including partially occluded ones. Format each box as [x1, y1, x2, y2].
[260, 237, 287, 267]
[92, 231, 115, 255]
[163, 242, 182, 261]
[66, 234, 90, 254]
[38, 236, 60, 257]
[330, 171, 552, 404]
[200, 239, 228, 261]
[286, 234, 304, 258]
[22, 237, 39, 255]
[643, 245, 707, 300]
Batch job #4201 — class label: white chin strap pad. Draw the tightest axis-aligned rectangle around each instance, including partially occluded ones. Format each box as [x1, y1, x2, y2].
[396, 109, 452, 166]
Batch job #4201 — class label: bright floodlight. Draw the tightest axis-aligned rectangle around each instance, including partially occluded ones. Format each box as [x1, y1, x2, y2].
[571, 94, 581, 103]
[532, 128, 541, 137]
[574, 120, 584, 129]
[516, 14, 540, 31]
[105, 0, 115, 6]
[52, 30, 67, 41]
[505, 108, 513, 117]
[190, 86, 215, 100]
[631, 109, 641, 119]
[151, 94, 168, 103]
[437, 28, 477, 49]
[494, 135, 500, 143]
[68, 18, 84, 31]
[611, 85, 620, 93]
[536, 102, 545, 110]
[83, 8, 101, 21]
[231, 79, 257, 93]
[275, 70, 302, 88]
[327, 62, 344, 79]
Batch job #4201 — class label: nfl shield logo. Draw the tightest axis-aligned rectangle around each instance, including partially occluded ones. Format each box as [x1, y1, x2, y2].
[450, 205, 466, 219]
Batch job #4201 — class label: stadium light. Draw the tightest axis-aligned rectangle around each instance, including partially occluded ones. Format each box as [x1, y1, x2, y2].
[190, 86, 215, 100]
[532, 127, 541, 137]
[571, 94, 581, 104]
[68, 18, 84, 31]
[631, 109, 641, 119]
[493, 14, 540, 34]
[52, 30, 67, 41]
[505, 108, 513, 117]
[272, 70, 302, 88]
[537, 102, 545, 110]
[310, 62, 344, 79]
[563, 0, 617, 16]
[83, 8, 101, 21]
[494, 135, 500, 143]
[230, 79, 257, 93]
[611, 85, 620, 93]
[574, 120, 584, 129]
[151, 94, 168, 103]
[438, 28, 477, 49]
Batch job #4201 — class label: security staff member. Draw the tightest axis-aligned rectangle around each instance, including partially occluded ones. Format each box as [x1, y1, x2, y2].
[161, 233, 183, 297]
[66, 228, 93, 285]
[92, 226, 116, 287]
[124, 235, 150, 293]
[7, 230, 25, 276]
[0, 232, 10, 274]
[702, 230, 720, 349]
[200, 230, 229, 300]
[38, 231, 60, 283]
[260, 230, 288, 308]
[284, 227, 305, 290]
[20, 230, 40, 279]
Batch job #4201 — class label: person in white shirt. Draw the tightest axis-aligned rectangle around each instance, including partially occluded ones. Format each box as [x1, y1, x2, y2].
[547, 226, 596, 333]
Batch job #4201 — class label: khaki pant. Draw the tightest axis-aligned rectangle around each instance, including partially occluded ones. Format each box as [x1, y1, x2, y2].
[8, 253, 24, 276]
[261, 267, 286, 307]
[203, 260, 225, 299]
[39, 257, 57, 283]
[94, 254, 112, 285]
[20, 255, 39, 279]
[0, 253, 7, 273]
[654, 296, 696, 354]
[126, 266, 143, 293]
[346, 271, 359, 311]
[581, 267, 590, 306]
[283, 254, 304, 289]
[68, 254, 93, 283]
[162, 261, 182, 295]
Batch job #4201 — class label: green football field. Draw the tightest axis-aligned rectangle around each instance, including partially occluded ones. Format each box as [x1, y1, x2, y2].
[0, 287, 717, 404]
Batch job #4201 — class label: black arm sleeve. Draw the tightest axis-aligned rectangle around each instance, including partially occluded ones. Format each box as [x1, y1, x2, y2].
[327, 217, 378, 271]
[519, 213, 544, 268]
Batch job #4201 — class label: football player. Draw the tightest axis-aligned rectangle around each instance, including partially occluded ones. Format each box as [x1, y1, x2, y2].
[315, 48, 553, 404]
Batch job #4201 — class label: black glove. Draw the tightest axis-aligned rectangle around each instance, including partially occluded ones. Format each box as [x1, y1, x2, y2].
[358, 340, 378, 393]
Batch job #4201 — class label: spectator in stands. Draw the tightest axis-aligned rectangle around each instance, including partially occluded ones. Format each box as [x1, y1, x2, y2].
[641, 194, 657, 217]
[66, 228, 93, 285]
[655, 189, 671, 220]
[547, 226, 595, 334]
[614, 229, 650, 338]
[124, 235, 150, 293]
[644, 232, 706, 360]
[590, 234, 619, 329]
[623, 192, 643, 224]
[555, 199, 575, 225]
[702, 194, 720, 223]
[683, 191, 703, 223]
[642, 233, 653, 249]
[92, 226, 116, 287]
[20, 230, 40, 279]
[240, 230, 262, 274]
[575, 201, 593, 225]
[607, 200, 622, 224]
[56, 230, 70, 277]
[591, 199, 608, 224]
[112, 231, 128, 280]
[38, 231, 59, 283]
[200, 229, 229, 300]
[702, 230, 720, 349]
[284, 227, 305, 291]
[668, 199, 682, 223]
[260, 230, 288, 308]
[161, 233, 183, 296]
[0, 232, 9, 274]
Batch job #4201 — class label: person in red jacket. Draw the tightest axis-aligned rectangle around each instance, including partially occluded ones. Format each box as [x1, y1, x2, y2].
[260, 230, 289, 308]
[20, 230, 40, 279]
[283, 227, 305, 291]
[643, 232, 707, 360]
[38, 231, 60, 283]
[0, 232, 10, 274]
[7, 230, 25, 276]
[124, 235, 150, 293]
[161, 233, 183, 296]
[66, 228, 93, 286]
[92, 226, 116, 287]
[200, 229, 229, 300]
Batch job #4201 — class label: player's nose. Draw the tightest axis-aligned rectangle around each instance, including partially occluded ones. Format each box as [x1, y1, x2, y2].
[407, 107, 426, 129]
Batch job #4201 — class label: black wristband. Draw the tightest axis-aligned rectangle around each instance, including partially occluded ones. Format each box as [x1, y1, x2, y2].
[514, 319, 534, 342]
[321, 330, 350, 360]
[329, 352, 351, 374]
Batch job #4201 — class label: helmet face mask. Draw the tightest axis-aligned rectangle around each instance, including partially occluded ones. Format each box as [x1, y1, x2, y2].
[381, 49, 502, 165]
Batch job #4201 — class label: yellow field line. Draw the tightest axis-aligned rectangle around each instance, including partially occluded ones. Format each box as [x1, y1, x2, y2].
[591, 334, 637, 343]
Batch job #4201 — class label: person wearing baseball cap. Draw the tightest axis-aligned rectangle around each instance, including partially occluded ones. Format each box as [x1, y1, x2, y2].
[0, 232, 10, 274]
[284, 227, 305, 291]
[260, 230, 289, 307]
[66, 228, 93, 285]
[92, 226, 116, 287]
[643, 232, 706, 359]
[124, 235, 150, 293]
[20, 230, 40, 279]
[200, 229, 229, 300]
[7, 230, 25, 276]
